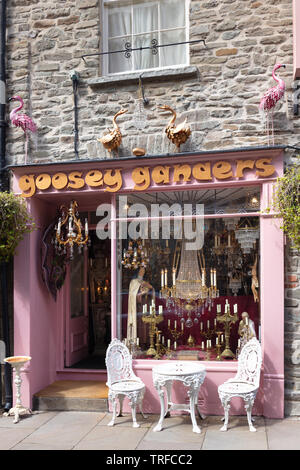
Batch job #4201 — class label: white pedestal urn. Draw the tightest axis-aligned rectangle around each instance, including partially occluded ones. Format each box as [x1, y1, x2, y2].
[3, 356, 32, 424]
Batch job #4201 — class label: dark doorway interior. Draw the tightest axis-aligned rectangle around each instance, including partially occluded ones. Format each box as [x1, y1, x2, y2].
[69, 231, 111, 370]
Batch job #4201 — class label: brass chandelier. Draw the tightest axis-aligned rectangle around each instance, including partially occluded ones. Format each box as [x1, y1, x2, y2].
[54, 200, 89, 259]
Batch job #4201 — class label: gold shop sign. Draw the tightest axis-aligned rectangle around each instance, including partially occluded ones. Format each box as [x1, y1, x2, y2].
[18, 158, 276, 198]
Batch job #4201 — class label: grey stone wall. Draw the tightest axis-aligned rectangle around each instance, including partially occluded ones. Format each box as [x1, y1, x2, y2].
[4, 0, 300, 414]
[5, 0, 300, 163]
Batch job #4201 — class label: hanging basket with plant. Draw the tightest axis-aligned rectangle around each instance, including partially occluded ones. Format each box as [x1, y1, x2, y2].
[0, 192, 35, 262]
[268, 161, 300, 251]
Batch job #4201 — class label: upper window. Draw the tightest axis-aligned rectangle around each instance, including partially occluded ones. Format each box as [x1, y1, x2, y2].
[103, 0, 189, 74]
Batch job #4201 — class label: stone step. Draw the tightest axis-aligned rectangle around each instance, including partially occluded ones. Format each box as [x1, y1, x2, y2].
[33, 380, 109, 412]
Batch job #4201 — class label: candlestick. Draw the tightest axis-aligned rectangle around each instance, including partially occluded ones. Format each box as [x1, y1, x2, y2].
[216, 301, 238, 359]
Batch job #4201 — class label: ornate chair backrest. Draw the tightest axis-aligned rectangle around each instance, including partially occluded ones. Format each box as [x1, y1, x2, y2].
[236, 337, 262, 388]
[105, 338, 137, 386]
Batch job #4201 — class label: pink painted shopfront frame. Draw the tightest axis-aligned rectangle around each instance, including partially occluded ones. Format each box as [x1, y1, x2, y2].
[10, 146, 284, 418]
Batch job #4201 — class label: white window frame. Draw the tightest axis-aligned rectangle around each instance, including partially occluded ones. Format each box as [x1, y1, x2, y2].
[102, 0, 190, 76]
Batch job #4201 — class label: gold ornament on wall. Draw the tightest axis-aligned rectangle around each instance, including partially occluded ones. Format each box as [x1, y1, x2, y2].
[97, 108, 128, 155]
[158, 105, 191, 151]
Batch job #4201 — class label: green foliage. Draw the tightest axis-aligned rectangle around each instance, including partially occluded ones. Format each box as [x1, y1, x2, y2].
[271, 162, 300, 251]
[0, 192, 36, 262]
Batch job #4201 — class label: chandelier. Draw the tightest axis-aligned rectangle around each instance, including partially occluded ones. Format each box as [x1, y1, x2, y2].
[229, 276, 242, 295]
[121, 238, 149, 269]
[160, 241, 219, 310]
[54, 200, 89, 259]
[234, 218, 259, 254]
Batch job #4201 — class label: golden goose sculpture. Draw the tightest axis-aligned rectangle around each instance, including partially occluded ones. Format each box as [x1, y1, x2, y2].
[97, 108, 128, 154]
[158, 104, 191, 150]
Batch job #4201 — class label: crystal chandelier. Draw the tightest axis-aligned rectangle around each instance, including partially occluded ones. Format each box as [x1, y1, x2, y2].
[234, 219, 259, 254]
[229, 276, 242, 295]
[54, 200, 89, 259]
[121, 238, 149, 269]
[160, 241, 219, 309]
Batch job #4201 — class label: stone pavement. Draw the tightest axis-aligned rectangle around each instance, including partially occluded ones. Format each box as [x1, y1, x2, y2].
[0, 410, 300, 451]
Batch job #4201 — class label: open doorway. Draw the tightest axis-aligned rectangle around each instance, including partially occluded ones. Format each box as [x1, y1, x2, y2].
[65, 230, 111, 370]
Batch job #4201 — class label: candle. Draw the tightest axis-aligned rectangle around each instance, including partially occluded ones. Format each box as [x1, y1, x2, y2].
[168, 339, 170, 349]
[181, 321, 184, 331]
[174, 341, 177, 350]
[216, 337, 218, 345]
[228, 233, 231, 247]
[172, 268, 176, 286]
[166, 239, 169, 248]
[137, 337, 139, 346]
[234, 304, 237, 314]
[207, 320, 210, 330]
[201, 341, 204, 350]
[238, 339, 240, 348]
[213, 269, 216, 287]
[85, 218, 88, 236]
[210, 269, 213, 286]
[164, 269, 168, 287]
[214, 235, 217, 248]
[200, 322, 203, 331]
[161, 269, 164, 288]
[159, 305, 163, 314]
[206, 340, 209, 348]
[221, 334, 224, 343]
[168, 319, 170, 328]
[162, 336, 165, 345]
[158, 333, 161, 342]
[214, 318, 217, 327]
[174, 320, 177, 330]
[57, 219, 61, 236]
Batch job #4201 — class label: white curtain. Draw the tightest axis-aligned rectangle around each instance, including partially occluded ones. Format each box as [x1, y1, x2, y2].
[108, 0, 186, 73]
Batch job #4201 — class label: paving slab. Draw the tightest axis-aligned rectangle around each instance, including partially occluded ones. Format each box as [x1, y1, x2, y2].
[265, 418, 300, 450]
[202, 428, 268, 450]
[73, 424, 148, 450]
[204, 415, 266, 432]
[0, 427, 38, 450]
[100, 412, 157, 428]
[0, 410, 58, 429]
[14, 411, 105, 449]
[136, 415, 205, 450]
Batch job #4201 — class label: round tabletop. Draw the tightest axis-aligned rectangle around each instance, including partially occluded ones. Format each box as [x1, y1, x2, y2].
[152, 361, 206, 377]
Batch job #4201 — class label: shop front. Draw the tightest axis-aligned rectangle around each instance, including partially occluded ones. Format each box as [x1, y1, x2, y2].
[10, 146, 284, 417]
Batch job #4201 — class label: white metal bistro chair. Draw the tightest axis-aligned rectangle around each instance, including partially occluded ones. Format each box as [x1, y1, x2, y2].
[218, 337, 262, 432]
[105, 338, 147, 428]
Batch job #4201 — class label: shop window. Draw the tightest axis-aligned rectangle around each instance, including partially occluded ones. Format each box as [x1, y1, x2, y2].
[115, 187, 261, 361]
[103, 0, 188, 74]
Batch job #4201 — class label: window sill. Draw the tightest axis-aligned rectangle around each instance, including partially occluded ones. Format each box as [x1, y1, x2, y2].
[87, 65, 198, 88]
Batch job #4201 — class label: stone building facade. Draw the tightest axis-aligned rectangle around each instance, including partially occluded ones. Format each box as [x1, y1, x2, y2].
[3, 0, 300, 414]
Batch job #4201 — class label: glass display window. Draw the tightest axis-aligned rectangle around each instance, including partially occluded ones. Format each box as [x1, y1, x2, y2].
[114, 187, 261, 361]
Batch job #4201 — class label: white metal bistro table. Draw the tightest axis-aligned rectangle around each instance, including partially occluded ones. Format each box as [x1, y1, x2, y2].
[152, 362, 206, 434]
